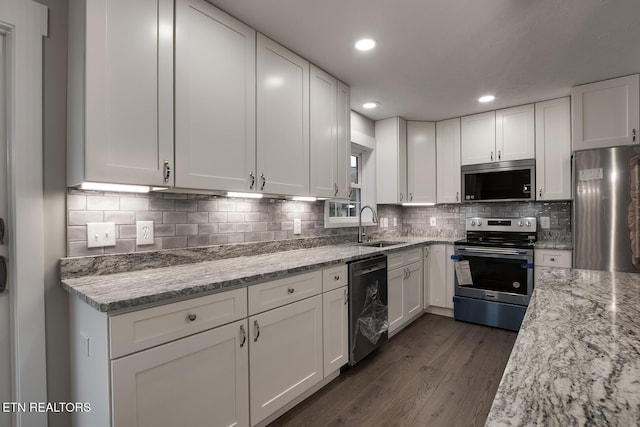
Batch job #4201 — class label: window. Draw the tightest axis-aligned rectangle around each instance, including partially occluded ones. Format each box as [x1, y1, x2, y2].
[325, 145, 375, 228]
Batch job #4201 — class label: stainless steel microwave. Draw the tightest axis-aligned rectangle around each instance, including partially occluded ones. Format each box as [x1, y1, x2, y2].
[461, 159, 535, 202]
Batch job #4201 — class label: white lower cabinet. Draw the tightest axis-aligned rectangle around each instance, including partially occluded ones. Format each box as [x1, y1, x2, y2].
[112, 319, 249, 427]
[249, 295, 323, 425]
[387, 249, 423, 336]
[322, 286, 348, 376]
[534, 249, 572, 284]
[424, 245, 455, 315]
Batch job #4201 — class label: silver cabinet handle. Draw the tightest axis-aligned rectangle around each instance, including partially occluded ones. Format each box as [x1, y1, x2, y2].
[344, 288, 348, 305]
[260, 173, 266, 191]
[455, 192, 459, 202]
[249, 172, 255, 189]
[334, 275, 340, 281]
[0, 218, 4, 245]
[187, 313, 197, 322]
[287, 287, 295, 294]
[549, 257, 556, 262]
[490, 151, 494, 161]
[253, 320, 260, 342]
[163, 160, 171, 183]
[409, 193, 413, 202]
[633, 128, 637, 142]
[334, 183, 339, 197]
[0, 256, 6, 293]
[348, 186, 353, 197]
[240, 324, 246, 347]
[498, 150, 501, 160]
[539, 188, 543, 198]
[399, 192, 404, 202]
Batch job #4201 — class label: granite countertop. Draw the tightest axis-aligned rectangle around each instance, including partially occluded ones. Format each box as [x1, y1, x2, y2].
[486, 267, 640, 426]
[533, 242, 573, 250]
[61, 237, 455, 313]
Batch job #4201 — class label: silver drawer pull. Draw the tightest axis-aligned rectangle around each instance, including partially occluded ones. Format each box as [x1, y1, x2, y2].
[288, 287, 295, 294]
[254, 320, 260, 342]
[549, 257, 556, 262]
[334, 275, 340, 281]
[187, 313, 197, 322]
[240, 324, 246, 348]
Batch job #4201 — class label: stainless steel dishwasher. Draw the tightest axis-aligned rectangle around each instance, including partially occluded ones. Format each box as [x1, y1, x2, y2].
[348, 255, 388, 366]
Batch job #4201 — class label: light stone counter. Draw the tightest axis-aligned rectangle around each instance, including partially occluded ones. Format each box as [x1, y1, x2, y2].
[486, 267, 640, 426]
[61, 237, 457, 313]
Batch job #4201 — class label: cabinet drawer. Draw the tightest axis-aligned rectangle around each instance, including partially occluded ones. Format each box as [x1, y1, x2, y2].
[387, 252, 405, 270]
[322, 264, 347, 292]
[110, 287, 247, 359]
[404, 248, 422, 265]
[535, 249, 572, 268]
[248, 270, 322, 315]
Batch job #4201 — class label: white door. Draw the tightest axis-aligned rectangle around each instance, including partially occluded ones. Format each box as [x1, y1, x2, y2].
[428, 245, 446, 307]
[461, 111, 495, 165]
[495, 104, 535, 161]
[175, 0, 256, 192]
[111, 319, 250, 427]
[445, 245, 456, 309]
[309, 64, 337, 198]
[0, 34, 11, 427]
[322, 287, 348, 376]
[436, 118, 461, 204]
[387, 267, 405, 335]
[249, 295, 322, 425]
[336, 81, 351, 199]
[406, 121, 436, 204]
[403, 261, 423, 321]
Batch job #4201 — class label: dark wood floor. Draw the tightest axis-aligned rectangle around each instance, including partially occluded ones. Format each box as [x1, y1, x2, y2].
[269, 314, 517, 427]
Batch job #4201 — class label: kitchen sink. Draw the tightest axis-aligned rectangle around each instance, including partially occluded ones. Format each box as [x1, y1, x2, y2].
[357, 240, 407, 248]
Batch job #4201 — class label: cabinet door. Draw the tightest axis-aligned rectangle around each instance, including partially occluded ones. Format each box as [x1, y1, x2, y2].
[175, 0, 256, 192]
[407, 121, 436, 204]
[461, 111, 495, 165]
[445, 245, 456, 309]
[323, 287, 348, 376]
[256, 34, 310, 196]
[84, 0, 173, 186]
[436, 118, 462, 204]
[572, 74, 639, 151]
[249, 295, 322, 424]
[403, 261, 423, 321]
[428, 245, 446, 307]
[310, 65, 338, 198]
[535, 97, 571, 200]
[375, 117, 407, 204]
[387, 267, 405, 335]
[111, 319, 249, 427]
[496, 104, 535, 161]
[336, 81, 351, 199]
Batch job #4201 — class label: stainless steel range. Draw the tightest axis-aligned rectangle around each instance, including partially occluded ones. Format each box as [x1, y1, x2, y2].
[452, 217, 536, 331]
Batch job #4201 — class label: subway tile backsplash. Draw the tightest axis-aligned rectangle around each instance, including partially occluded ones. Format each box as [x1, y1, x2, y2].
[66, 189, 572, 257]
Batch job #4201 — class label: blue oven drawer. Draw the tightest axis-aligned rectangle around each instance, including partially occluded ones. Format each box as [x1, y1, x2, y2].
[453, 296, 527, 331]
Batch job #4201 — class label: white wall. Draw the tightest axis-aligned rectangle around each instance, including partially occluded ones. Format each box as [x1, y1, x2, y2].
[351, 111, 374, 138]
[34, 0, 70, 426]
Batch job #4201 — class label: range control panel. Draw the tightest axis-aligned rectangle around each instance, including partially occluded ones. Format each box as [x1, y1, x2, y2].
[465, 217, 537, 232]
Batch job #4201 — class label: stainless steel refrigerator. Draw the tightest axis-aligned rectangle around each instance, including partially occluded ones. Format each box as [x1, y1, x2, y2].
[574, 146, 640, 272]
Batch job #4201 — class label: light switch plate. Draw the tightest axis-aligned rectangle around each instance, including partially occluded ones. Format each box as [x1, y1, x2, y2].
[87, 222, 116, 248]
[430, 217, 437, 226]
[293, 218, 302, 235]
[136, 221, 155, 245]
[540, 217, 551, 229]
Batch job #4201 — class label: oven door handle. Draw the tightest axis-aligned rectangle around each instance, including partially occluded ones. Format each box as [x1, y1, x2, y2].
[455, 247, 528, 256]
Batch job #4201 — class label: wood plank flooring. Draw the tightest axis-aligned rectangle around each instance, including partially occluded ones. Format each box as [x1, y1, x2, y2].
[269, 314, 517, 427]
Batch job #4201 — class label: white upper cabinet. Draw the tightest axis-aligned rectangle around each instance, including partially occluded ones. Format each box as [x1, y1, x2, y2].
[67, 0, 174, 187]
[436, 118, 462, 204]
[336, 81, 352, 199]
[406, 121, 436, 204]
[310, 65, 338, 198]
[460, 111, 495, 165]
[375, 117, 408, 204]
[572, 74, 639, 151]
[174, 0, 256, 192]
[495, 104, 535, 161]
[257, 34, 310, 196]
[536, 97, 572, 201]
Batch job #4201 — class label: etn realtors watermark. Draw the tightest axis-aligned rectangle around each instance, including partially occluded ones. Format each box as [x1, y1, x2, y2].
[2, 402, 91, 413]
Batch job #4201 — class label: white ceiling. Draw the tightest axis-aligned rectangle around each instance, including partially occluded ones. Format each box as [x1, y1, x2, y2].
[208, 0, 640, 122]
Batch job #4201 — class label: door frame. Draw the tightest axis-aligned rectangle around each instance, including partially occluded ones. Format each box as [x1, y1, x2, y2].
[0, 1, 48, 426]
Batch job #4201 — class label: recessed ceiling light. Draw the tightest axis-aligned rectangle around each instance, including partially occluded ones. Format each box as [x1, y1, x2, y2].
[355, 38, 376, 51]
[478, 95, 496, 103]
[362, 101, 380, 109]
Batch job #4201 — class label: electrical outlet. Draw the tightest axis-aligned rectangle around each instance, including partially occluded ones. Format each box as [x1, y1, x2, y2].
[393, 217, 397, 227]
[293, 218, 302, 235]
[430, 217, 437, 226]
[87, 222, 116, 248]
[540, 217, 550, 229]
[136, 221, 155, 245]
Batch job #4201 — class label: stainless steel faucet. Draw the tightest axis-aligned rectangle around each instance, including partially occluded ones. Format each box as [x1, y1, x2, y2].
[358, 205, 379, 243]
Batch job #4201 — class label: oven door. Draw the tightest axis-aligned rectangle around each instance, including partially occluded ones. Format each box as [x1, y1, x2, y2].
[453, 246, 533, 306]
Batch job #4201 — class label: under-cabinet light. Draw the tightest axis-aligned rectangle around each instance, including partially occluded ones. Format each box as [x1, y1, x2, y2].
[227, 192, 263, 199]
[291, 196, 317, 202]
[79, 182, 159, 193]
[402, 203, 436, 206]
